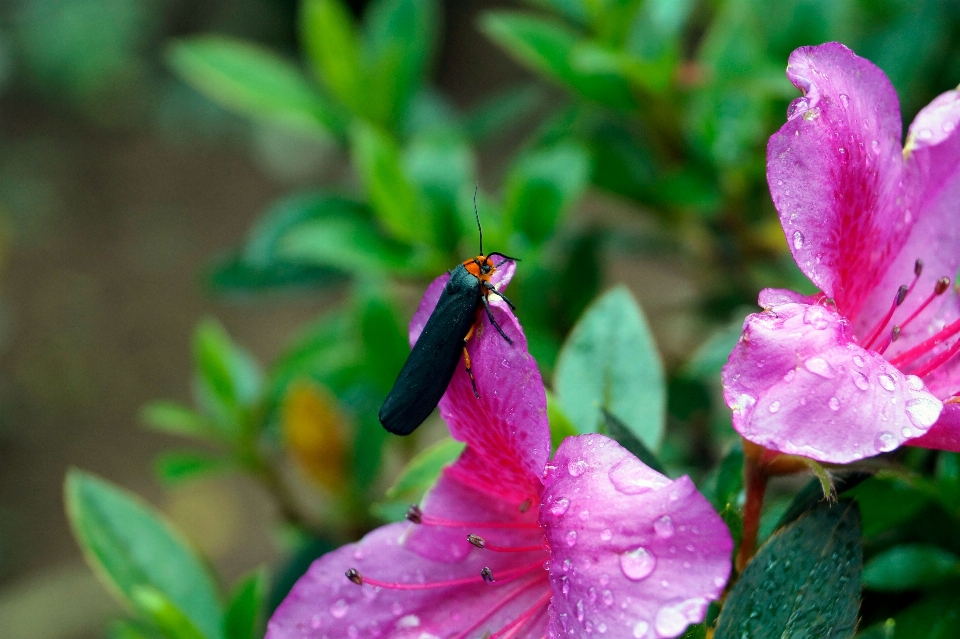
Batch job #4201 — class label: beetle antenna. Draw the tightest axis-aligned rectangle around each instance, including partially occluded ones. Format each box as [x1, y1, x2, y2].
[473, 183, 482, 256]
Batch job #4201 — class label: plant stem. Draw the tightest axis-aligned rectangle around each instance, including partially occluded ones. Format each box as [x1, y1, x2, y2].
[736, 441, 769, 572]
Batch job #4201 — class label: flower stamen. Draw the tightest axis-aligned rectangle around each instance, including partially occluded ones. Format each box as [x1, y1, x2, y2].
[863, 284, 910, 350]
[467, 534, 544, 553]
[898, 276, 951, 333]
[405, 505, 539, 530]
[487, 591, 552, 639]
[343, 561, 547, 591]
[889, 316, 960, 369]
[449, 577, 547, 639]
[908, 337, 960, 379]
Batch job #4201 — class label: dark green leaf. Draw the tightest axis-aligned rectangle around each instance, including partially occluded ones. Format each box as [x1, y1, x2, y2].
[300, 0, 363, 112]
[480, 12, 636, 110]
[714, 501, 862, 639]
[108, 620, 165, 639]
[209, 252, 344, 293]
[776, 472, 871, 532]
[363, 0, 439, 125]
[193, 319, 263, 434]
[356, 285, 410, 395]
[849, 476, 930, 538]
[279, 214, 414, 275]
[863, 544, 960, 592]
[702, 443, 743, 512]
[600, 408, 664, 474]
[166, 36, 340, 134]
[462, 85, 543, 143]
[350, 121, 429, 246]
[65, 471, 222, 639]
[140, 401, 211, 440]
[857, 590, 960, 639]
[554, 286, 665, 450]
[503, 141, 590, 245]
[223, 568, 268, 639]
[521, 0, 589, 25]
[154, 452, 229, 485]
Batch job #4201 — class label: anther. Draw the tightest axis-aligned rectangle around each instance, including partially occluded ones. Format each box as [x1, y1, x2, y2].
[892, 325, 901, 341]
[519, 499, 531, 513]
[481, 567, 495, 584]
[863, 285, 911, 349]
[915, 258, 924, 277]
[936, 277, 951, 295]
[896, 284, 909, 306]
[346, 568, 363, 585]
[406, 504, 423, 524]
[468, 534, 486, 549]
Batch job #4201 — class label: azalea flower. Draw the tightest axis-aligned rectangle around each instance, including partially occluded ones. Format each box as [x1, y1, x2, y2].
[723, 42, 960, 464]
[267, 268, 732, 639]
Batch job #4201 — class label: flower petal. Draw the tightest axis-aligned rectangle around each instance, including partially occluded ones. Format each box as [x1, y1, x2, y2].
[858, 88, 960, 355]
[723, 301, 943, 463]
[405, 466, 542, 563]
[266, 520, 549, 639]
[541, 435, 732, 639]
[767, 42, 908, 320]
[906, 403, 960, 453]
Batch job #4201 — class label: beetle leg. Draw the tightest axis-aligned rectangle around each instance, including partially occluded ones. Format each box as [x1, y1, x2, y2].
[483, 280, 516, 310]
[482, 294, 514, 345]
[462, 343, 480, 399]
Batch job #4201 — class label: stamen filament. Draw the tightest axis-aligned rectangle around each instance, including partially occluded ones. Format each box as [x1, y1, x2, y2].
[345, 560, 546, 591]
[909, 337, 960, 379]
[876, 326, 901, 356]
[487, 591, 552, 639]
[483, 542, 545, 553]
[863, 285, 909, 350]
[450, 577, 547, 639]
[898, 277, 951, 332]
[420, 514, 541, 530]
[889, 316, 960, 368]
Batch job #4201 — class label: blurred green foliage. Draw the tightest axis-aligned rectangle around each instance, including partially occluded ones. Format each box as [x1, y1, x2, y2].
[39, 0, 960, 636]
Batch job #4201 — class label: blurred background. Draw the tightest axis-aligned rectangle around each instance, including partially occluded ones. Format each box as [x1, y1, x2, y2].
[2, 1, 960, 638]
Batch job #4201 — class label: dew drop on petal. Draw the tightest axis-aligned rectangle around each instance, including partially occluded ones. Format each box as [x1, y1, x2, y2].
[878, 374, 896, 391]
[568, 460, 588, 477]
[804, 356, 835, 378]
[561, 576, 570, 597]
[787, 97, 809, 118]
[601, 529, 613, 541]
[803, 305, 829, 328]
[598, 623, 608, 634]
[875, 431, 898, 452]
[905, 396, 942, 429]
[620, 547, 656, 581]
[579, 509, 590, 521]
[330, 599, 349, 619]
[654, 605, 691, 638]
[633, 621, 650, 639]
[793, 230, 804, 249]
[602, 590, 614, 607]
[871, 139, 880, 154]
[902, 427, 913, 438]
[563, 558, 572, 573]
[852, 371, 870, 390]
[311, 615, 322, 629]
[714, 576, 727, 589]
[768, 401, 781, 414]
[853, 355, 865, 368]
[839, 93, 849, 106]
[566, 530, 578, 547]
[391, 602, 403, 616]
[906, 375, 924, 391]
[576, 599, 585, 623]
[783, 369, 796, 383]
[828, 397, 840, 411]
[550, 498, 570, 516]
[654, 515, 675, 539]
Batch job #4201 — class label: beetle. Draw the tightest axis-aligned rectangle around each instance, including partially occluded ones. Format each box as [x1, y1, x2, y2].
[378, 194, 517, 436]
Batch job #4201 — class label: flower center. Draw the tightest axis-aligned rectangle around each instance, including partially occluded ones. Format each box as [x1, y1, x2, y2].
[343, 504, 551, 638]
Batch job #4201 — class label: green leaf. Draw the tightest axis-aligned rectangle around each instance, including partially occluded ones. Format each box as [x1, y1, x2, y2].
[363, 0, 439, 125]
[546, 390, 579, 451]
[279, 214, 414, 275]
[714, 501, 862, 639]
[223, 568, 268, 639]
[132, 586, 208, 639]
[521, 0, 589, 25]
[154, 452, 229, 485]
[462, 85, 543, 143]
[849, 476, 930, 538]
[386, 438, 465, 501]
[599, 408, 664, 474]
[300, 0, 363, 112]
[503, 141, 590, 245]
[702, 443, 744, 512]
[356, 285, 410, 395]
[108, 620, 165, 639]
[863, 544, 960, 592]
[140, 401, 211, 440]
[65, 470, 223, 639]
[350, 121, 429, 246]
[554, 286, 665, 450]
[193, 319, 263, 434]
[776, 472, 871, 532]
[857, 590, 960, 639]
[166, 36, 340, 134]
[481, 12, 636, 110]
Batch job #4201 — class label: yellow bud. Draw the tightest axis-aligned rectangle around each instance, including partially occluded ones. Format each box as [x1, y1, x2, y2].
[282, 381, 349, 491]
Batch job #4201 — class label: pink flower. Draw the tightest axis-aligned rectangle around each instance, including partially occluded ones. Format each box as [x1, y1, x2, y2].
[267, 269, 732, 639]
[723, 43, 960, 463]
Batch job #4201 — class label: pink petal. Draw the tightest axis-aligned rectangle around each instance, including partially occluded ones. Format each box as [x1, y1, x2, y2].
[906, 403, 960, 452]
[541, 435, 732, 639]
[266, 520, 549, 639]
[405, 466, 542, 563]
[723, 301, 943, 463]
[860, 89, 960, 356]
[767, 42, 909, 321]
[758, 288, 819, 308]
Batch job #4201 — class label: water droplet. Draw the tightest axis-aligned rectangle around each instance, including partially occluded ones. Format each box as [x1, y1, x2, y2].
[632, 621, 650, 639]
[561, 576, 570, 597]
[919, 128, 933, 139]
[330, 599, 349, 619]
[839, 93, 850, 106]
[714, 576, 727, 588]
[568, 460, 588, 477]
[397, 615, 420, 628]
[768, 401, 781, 414]
[347, 626, 359, 639]
[311, 614, 322, 629]
[620, 547, 657, 581]
[793, 230, 804, 249]
[944, 120, 956, 133]
[601, 529, 613, 541]
[598, 623, 608, 634]
[563, 558, 572, 573]
[783, 369, 796, 383]
[853, 355, 865, 367]
[804, 356, 835, 378]
[902, 427, 913, 438]
[587, 587, 597, 604]
[737, 393, 756, 411]
[905, 396, 941, 429]
[602, 590, 614, 607]
[600, 573, 610, 586]
[871, 139, 881, 154]
[579, 509, 590, 521]
[566, 530, 578, 547]
[906, 375, 924, 391]
[550, 498, 570, 516]
[878, 374, 896, 391]
[655, 600, 707, 638]
[576, 599, 585, 622]
[803, 305, 830, 328]
[838, 146, 846, 154]
[852, 370, 870, 390]
[829, 397, 840, 411]
[875, 431, 898, 452]
[654, 515, 675, 538]
[787, 97, 809, 118]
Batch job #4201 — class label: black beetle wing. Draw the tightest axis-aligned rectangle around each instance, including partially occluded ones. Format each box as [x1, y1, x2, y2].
[378, 265, 481, 435]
